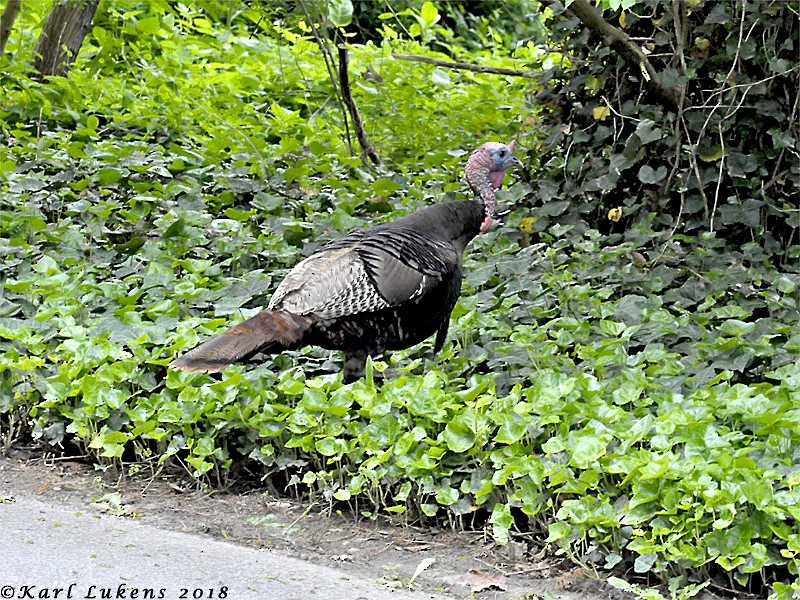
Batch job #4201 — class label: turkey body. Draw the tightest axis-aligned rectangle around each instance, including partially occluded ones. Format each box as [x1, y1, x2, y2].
[170, 141, 515, 382]
[294, 200, 481, 356]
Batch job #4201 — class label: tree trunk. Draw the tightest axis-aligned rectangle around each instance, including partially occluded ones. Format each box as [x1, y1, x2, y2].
[0, 0, 22, 55]
[32, 0, 98, 78]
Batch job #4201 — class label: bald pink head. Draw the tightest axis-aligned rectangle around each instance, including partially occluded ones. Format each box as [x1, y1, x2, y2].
[464, 141, 516, 232]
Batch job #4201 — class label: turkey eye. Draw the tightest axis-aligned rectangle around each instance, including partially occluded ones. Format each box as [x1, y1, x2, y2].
[499, 149, 507, 157]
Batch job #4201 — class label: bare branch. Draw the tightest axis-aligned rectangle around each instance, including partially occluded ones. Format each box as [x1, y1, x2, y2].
[710, 121, 726, 233]
[554, 0, 682, 109]
[392, 53, 538, 79]
[337, 44, 380, 166]
[672, 0, 688, 73]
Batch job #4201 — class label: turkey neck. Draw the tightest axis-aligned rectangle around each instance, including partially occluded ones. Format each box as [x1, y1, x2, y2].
[382, 199, 485, 252]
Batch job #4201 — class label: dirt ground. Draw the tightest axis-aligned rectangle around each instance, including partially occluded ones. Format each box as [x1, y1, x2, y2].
[0, 447, 726, 600]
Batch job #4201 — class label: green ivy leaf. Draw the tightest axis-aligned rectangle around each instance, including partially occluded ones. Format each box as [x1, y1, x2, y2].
[137, 16, 160, 34]
[567, 430, 609, 469]
[333, 489, 351, 501]
[633, 553, 657, 573]
[494, 413, 529, 444]
[442, 416, 476, 453]
[328, 0, 353, 28]
[546, 521, 572, 543]
[635, 119, 662, 144]
[637, 165, 667, 184]
[420, 2, 440, 26]
[97, 167, 123, 185]
[431, 68, 451, 86]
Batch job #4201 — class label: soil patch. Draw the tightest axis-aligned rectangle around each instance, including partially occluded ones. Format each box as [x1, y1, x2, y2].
[0, 448, 692, 600]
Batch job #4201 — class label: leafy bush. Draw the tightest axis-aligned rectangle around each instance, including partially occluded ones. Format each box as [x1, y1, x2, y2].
[529, 1, 799, 262]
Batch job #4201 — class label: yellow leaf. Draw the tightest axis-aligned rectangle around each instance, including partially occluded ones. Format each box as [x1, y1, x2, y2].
[519, 216, 537, 234]
[608, 207, 623, 222]
[695, 37, 711, 51]
[619, 11, 627, 28]
[593, 106, 611, 121]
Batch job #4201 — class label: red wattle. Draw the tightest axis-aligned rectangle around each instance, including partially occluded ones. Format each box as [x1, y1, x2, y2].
[489, 171, 506, 190]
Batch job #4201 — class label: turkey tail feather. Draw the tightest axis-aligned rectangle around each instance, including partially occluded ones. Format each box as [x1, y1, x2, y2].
[170, 310, 313, 372]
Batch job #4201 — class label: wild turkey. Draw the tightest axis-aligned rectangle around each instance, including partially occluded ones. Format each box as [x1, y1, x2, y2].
[170, 141, 516, 382]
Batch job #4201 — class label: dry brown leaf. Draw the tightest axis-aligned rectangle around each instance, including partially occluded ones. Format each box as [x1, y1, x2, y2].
[459, 569, 508, 593]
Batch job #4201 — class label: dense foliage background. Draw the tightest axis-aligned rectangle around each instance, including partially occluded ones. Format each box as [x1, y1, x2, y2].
[1, 1, 798, 598]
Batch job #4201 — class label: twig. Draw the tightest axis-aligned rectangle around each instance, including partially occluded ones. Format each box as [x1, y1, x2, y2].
[472, 557, 510, 576]
[368, 542, 395, 559]
[721, 0, 748, 97]
[601, 96, 640, 122]
[686, 66, 800, 110]
[337, 44, 380, 166]
[671, 0, 688, 74]
[767, 78, 800, 190]
[380, 1, 413, 38]
[710, 121, 726, 233]
[41, 452, 91, 462]
[392, 53, 538, 79]
[284, 501, 319, 535]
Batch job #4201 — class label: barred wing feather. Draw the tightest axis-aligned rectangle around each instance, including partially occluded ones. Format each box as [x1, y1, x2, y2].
[268, 227, 457, 320]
